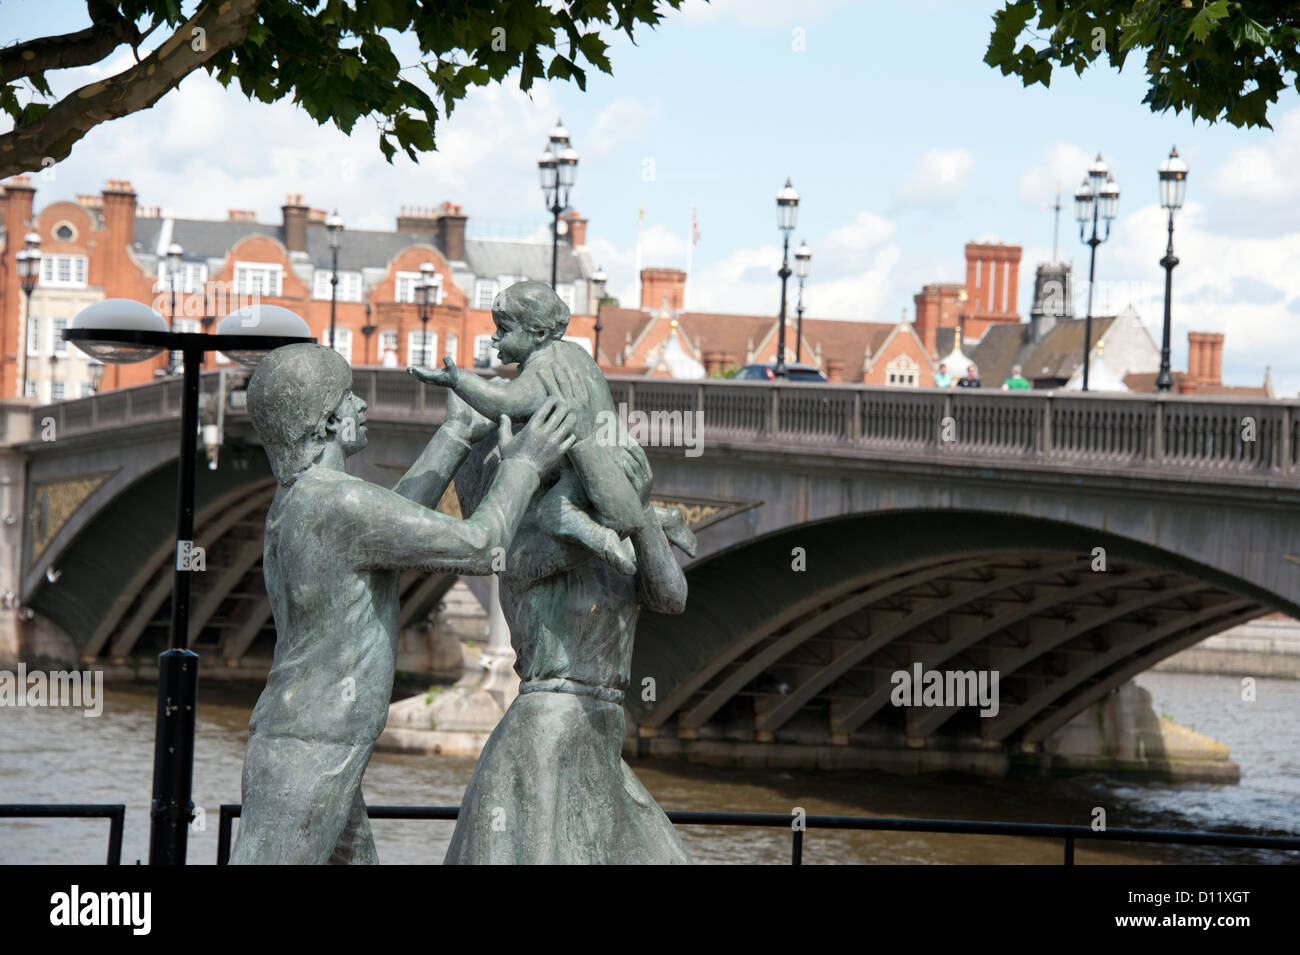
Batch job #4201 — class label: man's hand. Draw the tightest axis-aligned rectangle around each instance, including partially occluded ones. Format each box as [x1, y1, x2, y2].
[409, 356, 461, 389]
[443, 390, 496, 443]
[537, 365, 594, 434]
[497, 397, 577, 476]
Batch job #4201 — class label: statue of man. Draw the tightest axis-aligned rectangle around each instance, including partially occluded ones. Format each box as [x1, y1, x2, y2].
[231, 343, 576, 864]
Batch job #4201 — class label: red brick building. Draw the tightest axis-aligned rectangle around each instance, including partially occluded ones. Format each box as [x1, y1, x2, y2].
[597, 268, 937, 386]
[0, 176, 601, 399]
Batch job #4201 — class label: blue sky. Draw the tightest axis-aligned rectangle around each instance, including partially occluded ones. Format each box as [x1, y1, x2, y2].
[8, 0, 1300, 390]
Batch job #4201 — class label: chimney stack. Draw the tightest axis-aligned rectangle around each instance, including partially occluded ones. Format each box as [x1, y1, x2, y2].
[435, 201, 467, 263]
[563, 210, 588, 248]
[963, 242, 1022, 337]
[281, 193, 309, 252]
[826, 358, 845, 382]
[1188, 331, 1224, 386]
[639, 267, 686, 312]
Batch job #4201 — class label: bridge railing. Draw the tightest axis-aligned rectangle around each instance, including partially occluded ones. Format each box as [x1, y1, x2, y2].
[29, 369, 1300, 480]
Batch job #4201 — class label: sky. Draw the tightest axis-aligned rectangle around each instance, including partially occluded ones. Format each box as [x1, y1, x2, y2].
[6, 0, 1300, 392]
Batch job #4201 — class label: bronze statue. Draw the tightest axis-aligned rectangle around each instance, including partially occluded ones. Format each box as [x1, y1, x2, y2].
[231, 343, 577, 864]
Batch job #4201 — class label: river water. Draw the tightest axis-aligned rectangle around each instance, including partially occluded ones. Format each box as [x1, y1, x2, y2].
[1, 671, 1296, 864]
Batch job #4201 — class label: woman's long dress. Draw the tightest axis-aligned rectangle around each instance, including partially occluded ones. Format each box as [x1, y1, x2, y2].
[444, 554, 691, 864]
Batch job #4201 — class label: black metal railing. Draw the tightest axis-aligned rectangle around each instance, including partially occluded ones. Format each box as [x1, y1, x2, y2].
[0, 804, 125, 865]
[213, 804, 1300, 866]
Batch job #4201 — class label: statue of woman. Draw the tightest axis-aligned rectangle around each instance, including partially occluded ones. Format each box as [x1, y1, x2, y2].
[443, 365, 694, 864]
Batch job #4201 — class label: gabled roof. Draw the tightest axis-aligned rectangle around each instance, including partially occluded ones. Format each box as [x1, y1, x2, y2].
[973, 315, 1119, 386]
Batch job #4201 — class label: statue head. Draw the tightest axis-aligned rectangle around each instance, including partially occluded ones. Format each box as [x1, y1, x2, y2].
[490, 280, 569, 364]
[248, 343, 367, 485]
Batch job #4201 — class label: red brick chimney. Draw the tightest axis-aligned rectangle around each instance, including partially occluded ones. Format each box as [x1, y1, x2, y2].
[912, 283, 963, 358]
[640, 268, 685, 311]
[963, 242, 1021, 337]
[281, 193, 310, 252]
[2, 176, 36, 396]
[99, 179, 138, 299]
[436, 201, 467, 263]
[1188, 331, 1224, 386]
[563, 210, 587, 248]
[825, 358, 845, 382]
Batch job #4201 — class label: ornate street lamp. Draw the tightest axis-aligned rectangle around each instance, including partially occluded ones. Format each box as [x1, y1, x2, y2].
[326, 210, 344, 351]
[794, 240, 811, 363]
[1155, 147, 1189, 393]
[65, 300, 313, 865]
[415, 261, 438, 367]
[591, 265, 607, 362]
[774, 179, 800, 378]
[1075, 153, 1120, 391]
[16, 231, 40, 398]
[538, 119, 579, 290]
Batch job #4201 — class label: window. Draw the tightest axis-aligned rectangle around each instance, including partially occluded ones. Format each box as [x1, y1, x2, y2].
[26, 316, 39, 356]
[313, 269, 363, 302]
[443, 333, 457, 364]
[51, 382, 65, 401]
[40, 254, 88, 287]
[474, 278, 498, 310]
[378, 330, 398, 362]
[79, 382, 96, 398]
[52, 318, 69, 356]
[473, 334, 496, 368]
[885, 355, 919, 388]
[395, 271, 442, 305]
[234, 261, 283, 297]
[158, 261, 208, 293]
[556, 283, 575, 314]
[408, 330, 436, 367]
[54, 223, 75, 241]
[562, 335, 592, 356]
[330, 328, 353, 364]
[24, 380, 36, 398]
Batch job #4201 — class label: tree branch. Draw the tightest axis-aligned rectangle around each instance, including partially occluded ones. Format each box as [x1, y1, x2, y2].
[0, 0, 143, 86]
[0, 0, 263, 179]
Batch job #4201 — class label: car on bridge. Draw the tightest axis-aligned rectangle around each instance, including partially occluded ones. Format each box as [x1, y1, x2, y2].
[732, 362, 828, 382]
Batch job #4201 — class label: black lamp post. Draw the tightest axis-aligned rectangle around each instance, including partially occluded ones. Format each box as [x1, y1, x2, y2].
[165, 242, 184, 376]
[774, 179, 800, 379]
[16, 231, 40, 398]
[538, 119, 578, 291]
[65, 300, 313, 865]
[591, 265, 607, 361]
[361, 302, 377, 364]
[326, 210, 344, 351]
[1074, 153, 1120, 391]
[1155, 147, 1188, 393]
[416, 260, 436, 367]
[794, 240, 811, 364]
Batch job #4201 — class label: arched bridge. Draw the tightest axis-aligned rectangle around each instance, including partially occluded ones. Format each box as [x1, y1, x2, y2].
[17, 370, 1300, 764]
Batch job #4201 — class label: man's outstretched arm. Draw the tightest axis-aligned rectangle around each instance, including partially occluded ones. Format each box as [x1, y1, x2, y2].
[349, 399, 576, 573]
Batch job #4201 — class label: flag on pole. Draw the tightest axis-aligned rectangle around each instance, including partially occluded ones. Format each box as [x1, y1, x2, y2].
[691, 206, 700, 246]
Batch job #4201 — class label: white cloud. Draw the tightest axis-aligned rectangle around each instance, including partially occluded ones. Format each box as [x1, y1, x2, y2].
[1018, 143, 1093, 206]
[1208, 108, 1300, 205]
[583, 98, 659, 158]
[898, 149, 974, 203]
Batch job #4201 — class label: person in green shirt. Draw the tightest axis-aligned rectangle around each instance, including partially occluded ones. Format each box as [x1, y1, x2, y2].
[1002, 364, 1030, 390]
[934, 362, 953, 388]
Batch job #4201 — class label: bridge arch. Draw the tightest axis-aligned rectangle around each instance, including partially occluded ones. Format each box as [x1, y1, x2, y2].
[630, 509, 1292, 753]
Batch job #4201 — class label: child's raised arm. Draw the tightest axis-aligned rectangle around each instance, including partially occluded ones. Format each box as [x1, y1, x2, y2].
[411, 357, 548, 420]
